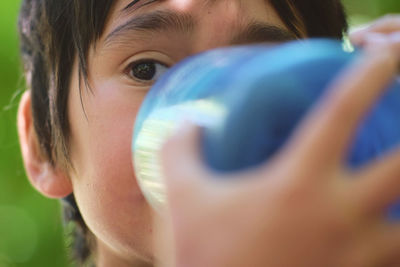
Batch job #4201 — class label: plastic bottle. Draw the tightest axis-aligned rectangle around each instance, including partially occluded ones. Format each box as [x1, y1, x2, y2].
[132, 39, 400, 217]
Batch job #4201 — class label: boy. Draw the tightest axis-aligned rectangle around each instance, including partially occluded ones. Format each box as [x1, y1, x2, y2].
[17, 0, 400, 266]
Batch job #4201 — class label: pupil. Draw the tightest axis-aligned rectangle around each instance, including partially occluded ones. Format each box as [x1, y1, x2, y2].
[133, 62, 156, 80]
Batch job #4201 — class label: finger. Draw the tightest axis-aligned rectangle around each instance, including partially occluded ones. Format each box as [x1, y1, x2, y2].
[363, 32, 400, 54]
[350, 15, 400, 45]
[153, 207, 177, 267]
[284, 44, 399, 171]
[161, 121, 209, 199]
[351, 146, 400, 215]
[160, 122, 224, 267]
[156, 122, 205, 267]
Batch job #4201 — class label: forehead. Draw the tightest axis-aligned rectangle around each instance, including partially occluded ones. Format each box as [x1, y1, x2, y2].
[102, 0, 287, 36]
[98, 0, 294, 51]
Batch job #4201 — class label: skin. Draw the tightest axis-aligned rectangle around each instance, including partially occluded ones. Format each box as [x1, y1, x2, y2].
[350, 15, 400, 46]
[158, 38, 400, 267]
[18, 0, 293, 266]
[16, 0, 400, 266]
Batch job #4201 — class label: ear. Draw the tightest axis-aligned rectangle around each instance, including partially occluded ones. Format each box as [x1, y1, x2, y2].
[17, 91, 73, 198]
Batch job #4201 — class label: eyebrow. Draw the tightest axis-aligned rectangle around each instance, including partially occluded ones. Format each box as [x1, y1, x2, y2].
[232, 22, 297, 45]
[123, 0, 141, 11]
[104, 10, 297, 48]
[105, 10, 195, 46]
[122, 0, 159, 13]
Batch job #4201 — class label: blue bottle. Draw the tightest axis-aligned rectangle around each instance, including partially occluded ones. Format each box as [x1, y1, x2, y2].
[132, 39, 400, 216]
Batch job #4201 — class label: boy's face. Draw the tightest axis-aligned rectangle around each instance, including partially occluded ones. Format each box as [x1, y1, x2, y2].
[66, 0, 292, 263]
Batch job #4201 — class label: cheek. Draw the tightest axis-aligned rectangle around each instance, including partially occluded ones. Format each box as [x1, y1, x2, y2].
[70, 81, 144, 192]
[68, 76, 153, 257]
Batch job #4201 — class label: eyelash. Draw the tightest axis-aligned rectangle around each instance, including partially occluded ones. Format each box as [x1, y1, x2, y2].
[126, 59, 169, 85]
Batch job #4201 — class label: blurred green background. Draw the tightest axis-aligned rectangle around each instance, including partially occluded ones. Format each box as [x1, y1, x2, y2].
[0, 1, 399, 267]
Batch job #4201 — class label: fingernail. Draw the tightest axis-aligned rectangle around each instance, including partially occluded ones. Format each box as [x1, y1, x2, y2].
[363, 33, 394, 55]
[389, 32, 400, 42]
[365, 32, 387, 44]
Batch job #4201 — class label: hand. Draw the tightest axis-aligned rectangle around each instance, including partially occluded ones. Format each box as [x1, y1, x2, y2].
[350, 14, 400, 49]
[154, 39, 400, 267]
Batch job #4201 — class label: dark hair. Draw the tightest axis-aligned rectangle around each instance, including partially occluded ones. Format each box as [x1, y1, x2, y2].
[18, 0, 114, 265]
[270, 0, 348, 38]
[18, 0, 348, 265]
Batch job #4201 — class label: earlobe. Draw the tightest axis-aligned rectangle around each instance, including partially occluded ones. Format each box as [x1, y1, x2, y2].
[17, 91, 73, 199]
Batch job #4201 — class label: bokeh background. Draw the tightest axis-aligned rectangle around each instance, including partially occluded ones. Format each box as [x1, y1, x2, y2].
[0, 1, 399, 266]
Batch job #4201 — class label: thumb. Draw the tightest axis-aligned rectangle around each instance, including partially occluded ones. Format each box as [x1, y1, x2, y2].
[157, 122, 212, 266]
[160, 121, 209, 205]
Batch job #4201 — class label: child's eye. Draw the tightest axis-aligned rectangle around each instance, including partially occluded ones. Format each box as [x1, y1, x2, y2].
[128, 60, 169, 83]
